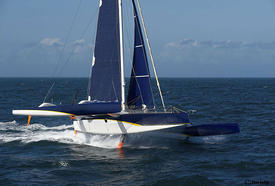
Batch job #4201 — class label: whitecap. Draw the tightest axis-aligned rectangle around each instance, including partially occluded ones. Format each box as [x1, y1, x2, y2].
[0, 120, 121, 149]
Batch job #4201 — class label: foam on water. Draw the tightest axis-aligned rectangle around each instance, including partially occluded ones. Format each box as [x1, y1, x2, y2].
[201, 135, 228, 144]
[185, 134, 230, 145]
[0, 121, 121, 149]
[0, 121, 233, 149]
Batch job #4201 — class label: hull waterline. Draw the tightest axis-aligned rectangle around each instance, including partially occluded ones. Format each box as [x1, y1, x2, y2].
[73, 119, 189, 135]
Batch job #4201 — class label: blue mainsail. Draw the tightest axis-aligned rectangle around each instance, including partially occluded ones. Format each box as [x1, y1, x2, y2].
[127, 0, 155, 110]
[89, 0, 121, 103]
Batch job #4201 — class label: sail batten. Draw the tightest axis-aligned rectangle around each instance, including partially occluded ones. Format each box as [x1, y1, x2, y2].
[127, 0, 155, 110]
[89, 0, 121, 103]
[132, 75, 149, 78]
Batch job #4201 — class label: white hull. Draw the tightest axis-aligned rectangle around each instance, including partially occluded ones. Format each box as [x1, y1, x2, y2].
[73, 119, 185, 135]
[12, 109, 71, 116]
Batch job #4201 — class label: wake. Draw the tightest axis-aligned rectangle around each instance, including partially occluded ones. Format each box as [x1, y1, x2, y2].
[0, 121, 232, 149]
[0, 121, 121, 148]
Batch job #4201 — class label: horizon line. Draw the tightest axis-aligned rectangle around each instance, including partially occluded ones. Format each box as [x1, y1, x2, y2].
[1, 76, 275, 79]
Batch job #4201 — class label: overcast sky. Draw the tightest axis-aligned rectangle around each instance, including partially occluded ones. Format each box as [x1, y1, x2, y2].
[1, 0, 275, 77]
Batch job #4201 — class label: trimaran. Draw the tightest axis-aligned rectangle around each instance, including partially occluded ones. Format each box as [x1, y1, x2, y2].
[12, 0, 239, 148]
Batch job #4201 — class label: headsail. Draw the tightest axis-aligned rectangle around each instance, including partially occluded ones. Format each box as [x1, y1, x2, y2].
[89, 0, 121, 103]
[127, 0, 155, 110]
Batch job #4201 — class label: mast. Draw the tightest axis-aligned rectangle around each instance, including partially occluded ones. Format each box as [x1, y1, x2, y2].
[118, 0, 126, 111]
[136, 0, 166, 111]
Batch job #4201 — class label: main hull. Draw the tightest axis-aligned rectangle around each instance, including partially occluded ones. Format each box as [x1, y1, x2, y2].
[73, 112, 240, 137]
[73, 112, 190, 135]
[73, 119, 187, 135]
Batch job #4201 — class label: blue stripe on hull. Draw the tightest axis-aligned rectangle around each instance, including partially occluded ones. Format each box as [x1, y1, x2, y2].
[118, 112, 190, 125]
[83, 112, 190, 125]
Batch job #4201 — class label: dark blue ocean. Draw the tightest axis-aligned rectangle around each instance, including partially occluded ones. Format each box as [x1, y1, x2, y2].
[0, 78, 274, 185]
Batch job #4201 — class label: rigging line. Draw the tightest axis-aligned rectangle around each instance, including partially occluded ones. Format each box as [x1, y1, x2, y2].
[51, 0, 83, 78]
[42, 0, 82, 103]
[43, 82, 55, 103]
[123, 0, 136, 94]
[123, 0, 134, 69]
[127, 95, 141, 105]
[112, 80, 119, 102]
[136, 0, 166, 111]
[85, 5, 99, 100]
[129, 64, 146, 107]
[56, 7, 98, 77]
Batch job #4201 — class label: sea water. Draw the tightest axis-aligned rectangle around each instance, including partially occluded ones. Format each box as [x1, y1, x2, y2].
[0, 78, 274, 185]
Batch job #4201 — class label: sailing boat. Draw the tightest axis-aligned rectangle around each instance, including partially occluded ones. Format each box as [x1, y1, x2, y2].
[12, 0, 239, 148]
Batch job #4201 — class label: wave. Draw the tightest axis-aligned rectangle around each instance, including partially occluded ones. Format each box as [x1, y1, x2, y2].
[0, 121, 235, 149]
[0, 121, 121, 149]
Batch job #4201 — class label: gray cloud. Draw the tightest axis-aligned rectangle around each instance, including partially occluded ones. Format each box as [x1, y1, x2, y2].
[71, 39, 85, 46]
[40, 38, 64, 47]
[159, 38, 275, 77]
[71, 39, 87, 54]
[38, 38, 92, 54]
[166, 39, 275, 50]
[0, 37, 93, 77]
